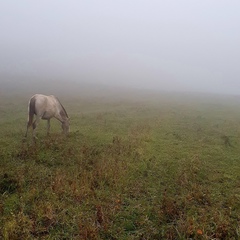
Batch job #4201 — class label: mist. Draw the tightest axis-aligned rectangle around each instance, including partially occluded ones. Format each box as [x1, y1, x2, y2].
[1, 1, 240, 95]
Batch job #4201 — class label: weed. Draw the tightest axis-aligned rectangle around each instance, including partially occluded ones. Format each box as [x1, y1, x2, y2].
[0, 174, 19, 194]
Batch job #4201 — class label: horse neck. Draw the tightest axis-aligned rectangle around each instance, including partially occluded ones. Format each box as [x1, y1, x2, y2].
[59, 106, 68, 123]
[55, 98, 68, 121]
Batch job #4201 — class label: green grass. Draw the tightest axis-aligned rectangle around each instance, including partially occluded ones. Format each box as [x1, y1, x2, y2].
[0, 92, 240, 239]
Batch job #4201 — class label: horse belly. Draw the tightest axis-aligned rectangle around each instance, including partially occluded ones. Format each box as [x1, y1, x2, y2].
[42, 110, 54, 120]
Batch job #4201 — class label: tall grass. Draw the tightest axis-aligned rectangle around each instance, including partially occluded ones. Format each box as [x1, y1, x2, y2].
[0, 92, 240, 239]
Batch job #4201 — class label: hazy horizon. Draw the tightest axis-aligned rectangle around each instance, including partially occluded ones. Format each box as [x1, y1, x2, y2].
[1, 1, 240, 95]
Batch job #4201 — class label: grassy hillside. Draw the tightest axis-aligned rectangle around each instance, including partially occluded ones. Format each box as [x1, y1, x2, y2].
[0, 90, 240, 239]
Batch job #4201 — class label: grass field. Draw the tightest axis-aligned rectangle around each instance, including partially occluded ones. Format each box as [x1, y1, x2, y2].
[0, 89, 240, 239]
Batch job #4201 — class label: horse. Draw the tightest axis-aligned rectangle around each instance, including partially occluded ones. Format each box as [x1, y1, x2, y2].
[25, 94, 70, 139]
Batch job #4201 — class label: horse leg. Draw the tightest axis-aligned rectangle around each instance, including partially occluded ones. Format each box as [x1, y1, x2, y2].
[25, 113, 34, 138]
[47, 119, 50, 136]
[32, 116, 41, 139]
[25, 121, 31, 138]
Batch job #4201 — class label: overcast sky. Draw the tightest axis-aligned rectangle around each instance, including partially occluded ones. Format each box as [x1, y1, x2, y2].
[1, 1, 240, 94]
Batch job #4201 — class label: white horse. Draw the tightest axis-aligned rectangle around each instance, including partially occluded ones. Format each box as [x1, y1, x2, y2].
[25, 94, 70, 139]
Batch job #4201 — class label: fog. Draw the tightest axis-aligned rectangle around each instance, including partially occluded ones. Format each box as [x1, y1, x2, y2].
[1, 1, 240, 95]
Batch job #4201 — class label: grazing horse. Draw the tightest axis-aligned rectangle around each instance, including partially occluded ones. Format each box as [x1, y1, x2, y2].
[25, 94, 70, 139]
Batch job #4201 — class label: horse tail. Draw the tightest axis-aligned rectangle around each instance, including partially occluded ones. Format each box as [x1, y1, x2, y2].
[27, 96, 36, 126]
[25, 95, 37, 138]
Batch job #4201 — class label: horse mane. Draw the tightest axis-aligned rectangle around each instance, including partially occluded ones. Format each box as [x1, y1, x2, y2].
[55, 97, 69, 118]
